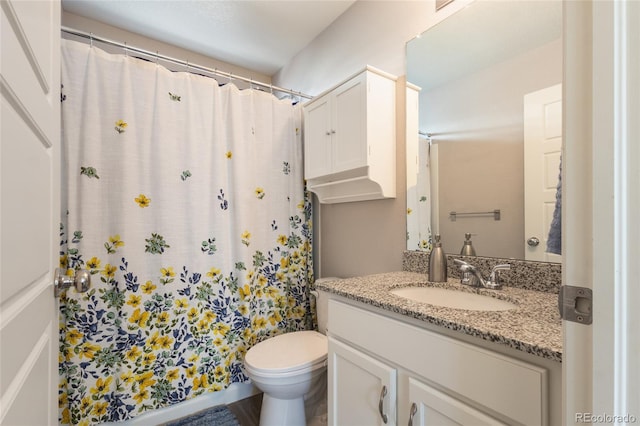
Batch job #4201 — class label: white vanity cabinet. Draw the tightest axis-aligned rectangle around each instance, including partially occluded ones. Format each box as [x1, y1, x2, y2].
[303, 66, 396, 203]
[327, 299, 554, 426]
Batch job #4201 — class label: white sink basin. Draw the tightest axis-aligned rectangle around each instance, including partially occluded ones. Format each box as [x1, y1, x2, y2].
[390, 287, 517, 311]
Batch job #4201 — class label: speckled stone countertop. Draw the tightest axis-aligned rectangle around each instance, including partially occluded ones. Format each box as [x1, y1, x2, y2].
[315, 272, 562, 362]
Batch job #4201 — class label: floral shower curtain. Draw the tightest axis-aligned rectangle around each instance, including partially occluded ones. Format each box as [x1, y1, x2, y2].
[406, 136, 433, 251]
[59, 39, 312, 425]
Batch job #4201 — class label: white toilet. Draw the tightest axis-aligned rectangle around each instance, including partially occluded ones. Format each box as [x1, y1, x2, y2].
[244, 279, 336, 426]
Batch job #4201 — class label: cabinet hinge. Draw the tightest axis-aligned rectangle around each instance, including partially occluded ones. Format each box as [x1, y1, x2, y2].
[558, 285, 592, 325]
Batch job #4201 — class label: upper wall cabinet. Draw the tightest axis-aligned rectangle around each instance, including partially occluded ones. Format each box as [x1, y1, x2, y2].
[303, 66, 397, 203]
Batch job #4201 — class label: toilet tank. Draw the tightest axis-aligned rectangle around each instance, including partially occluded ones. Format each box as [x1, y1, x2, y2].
[313, 278, 340, 335]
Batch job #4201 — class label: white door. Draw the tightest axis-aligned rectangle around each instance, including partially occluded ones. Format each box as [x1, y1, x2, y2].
[523, 84, 562, 262]
[0, 0, 61, 425]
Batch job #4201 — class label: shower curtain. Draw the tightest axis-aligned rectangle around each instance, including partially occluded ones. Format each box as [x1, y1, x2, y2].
[59, 39, 312, 425]
[406, 136, 433, 251]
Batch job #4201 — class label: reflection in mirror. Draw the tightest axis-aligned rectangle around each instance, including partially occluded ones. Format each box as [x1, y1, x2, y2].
[406, 0, 562, 262]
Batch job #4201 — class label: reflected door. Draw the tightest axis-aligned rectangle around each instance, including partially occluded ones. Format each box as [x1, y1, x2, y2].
[524, 84, 562, 262]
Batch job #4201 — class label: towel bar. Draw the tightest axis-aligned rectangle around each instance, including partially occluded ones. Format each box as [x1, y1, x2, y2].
[449, 209, 501, 221]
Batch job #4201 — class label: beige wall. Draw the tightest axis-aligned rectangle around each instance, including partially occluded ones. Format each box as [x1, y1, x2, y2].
[438, 141, 524, 258]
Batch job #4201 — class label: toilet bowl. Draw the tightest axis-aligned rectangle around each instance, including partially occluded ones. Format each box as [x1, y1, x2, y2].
[245, 330, 327, 426]
[244, 278, 337, 426]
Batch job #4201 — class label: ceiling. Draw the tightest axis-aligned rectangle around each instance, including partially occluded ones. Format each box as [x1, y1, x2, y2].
[62, 0, 356, 76]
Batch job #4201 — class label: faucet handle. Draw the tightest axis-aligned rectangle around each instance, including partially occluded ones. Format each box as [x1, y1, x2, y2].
[454, 259, 475, 274]
[454, 259, 479, 286]
[491, 264, 511, 273]
[453, 258, 471, 269]
[487, 264, 511, 288]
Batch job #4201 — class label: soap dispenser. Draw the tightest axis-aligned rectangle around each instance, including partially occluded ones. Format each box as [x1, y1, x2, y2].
[460, 233, 476, 256]
[428, 234, 448, 282]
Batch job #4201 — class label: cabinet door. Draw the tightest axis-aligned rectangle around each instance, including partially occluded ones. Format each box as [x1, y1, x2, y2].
[329, 337, 397, 426]
[406, 377, 507, 426]
[304, 95, 333, 179]
[331, 73, 368, 174]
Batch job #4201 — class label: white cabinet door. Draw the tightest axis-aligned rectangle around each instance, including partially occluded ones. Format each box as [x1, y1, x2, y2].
[304, 95, 332, 179]
[329, 337, 397, 426]
[303, 73, 367, 179]
[406, 377, 506, 426]
[331, 73, 367, 174]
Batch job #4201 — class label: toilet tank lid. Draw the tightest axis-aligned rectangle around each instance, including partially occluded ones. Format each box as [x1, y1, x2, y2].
[245, 331, 327, 372]
[314, 277, 340, 285]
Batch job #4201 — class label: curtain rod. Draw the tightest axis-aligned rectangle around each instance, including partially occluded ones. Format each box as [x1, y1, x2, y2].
[61, 26, 313, 100]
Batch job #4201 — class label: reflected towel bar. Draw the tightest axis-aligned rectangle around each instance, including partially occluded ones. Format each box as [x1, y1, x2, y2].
[449, 209, 501, 221]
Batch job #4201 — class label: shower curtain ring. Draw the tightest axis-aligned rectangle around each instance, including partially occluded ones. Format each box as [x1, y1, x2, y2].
[89, 32, 93, 48]
[155, 51, 159, 65]
[185, 60, 189, 72]
[124, 42, 128, 57]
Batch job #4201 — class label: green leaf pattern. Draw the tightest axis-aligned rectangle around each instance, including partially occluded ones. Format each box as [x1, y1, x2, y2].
[80, 166, 100, 179]
[144, 233, 170, 254]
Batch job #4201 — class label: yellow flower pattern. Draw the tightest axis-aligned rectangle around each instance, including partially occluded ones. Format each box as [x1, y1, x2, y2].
[104, 235, 124, 254]
[86, 257, 101, 270]
[241, 230, 251, 246]
[58, 66, 312, 425]
[135, 194, 151, 207]
[115, 119, 127, 133]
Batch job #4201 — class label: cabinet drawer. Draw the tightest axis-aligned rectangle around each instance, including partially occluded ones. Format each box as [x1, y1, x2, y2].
[328, 300, 547, 425]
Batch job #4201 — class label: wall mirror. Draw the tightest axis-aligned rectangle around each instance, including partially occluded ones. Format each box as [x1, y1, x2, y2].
[406, 0, 562, 262]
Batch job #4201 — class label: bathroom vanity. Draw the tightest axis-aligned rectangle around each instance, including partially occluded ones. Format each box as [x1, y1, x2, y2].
[316, 271, 562, 426]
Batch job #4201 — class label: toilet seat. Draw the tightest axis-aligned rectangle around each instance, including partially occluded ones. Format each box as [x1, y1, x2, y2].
[245, 330, 327, 378]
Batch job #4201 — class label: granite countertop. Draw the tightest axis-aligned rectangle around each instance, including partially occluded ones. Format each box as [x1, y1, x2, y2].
[315, 271, 562, 362]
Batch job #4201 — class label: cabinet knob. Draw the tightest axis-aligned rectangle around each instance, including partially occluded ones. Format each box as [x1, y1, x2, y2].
[326, 131, 331, 135]
[378, 385, 388, 424]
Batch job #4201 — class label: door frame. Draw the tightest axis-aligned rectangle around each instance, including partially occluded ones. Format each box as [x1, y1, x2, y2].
[563, 0, 640, 421]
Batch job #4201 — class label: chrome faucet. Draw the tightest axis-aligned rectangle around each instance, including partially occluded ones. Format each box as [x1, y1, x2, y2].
[453, 259, 511, 289]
